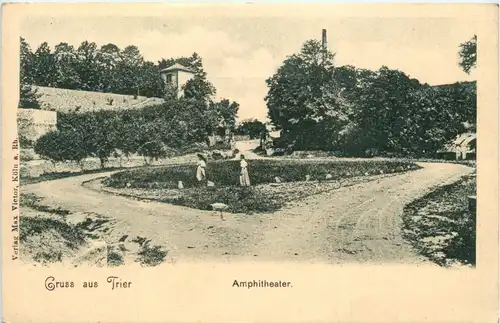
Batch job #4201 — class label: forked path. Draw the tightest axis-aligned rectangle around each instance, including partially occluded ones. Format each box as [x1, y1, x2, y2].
[22, 161, 473, 264]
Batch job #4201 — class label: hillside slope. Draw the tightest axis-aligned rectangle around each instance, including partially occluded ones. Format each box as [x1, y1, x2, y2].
[34, 86, 165, 113]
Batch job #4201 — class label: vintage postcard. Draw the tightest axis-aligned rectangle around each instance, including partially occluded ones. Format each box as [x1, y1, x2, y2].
[2, 3, 499, 322]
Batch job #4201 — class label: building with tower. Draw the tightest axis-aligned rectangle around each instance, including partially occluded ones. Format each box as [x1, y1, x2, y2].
[159, 63, 195, 99]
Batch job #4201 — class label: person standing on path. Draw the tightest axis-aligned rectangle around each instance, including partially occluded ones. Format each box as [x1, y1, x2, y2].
[196, 154, 207, 184]
[239, 154, 251, 186]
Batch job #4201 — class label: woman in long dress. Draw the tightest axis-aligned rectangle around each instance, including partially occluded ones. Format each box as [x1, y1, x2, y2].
[239, 154, 251, 187]
[196, 154, 207, 183]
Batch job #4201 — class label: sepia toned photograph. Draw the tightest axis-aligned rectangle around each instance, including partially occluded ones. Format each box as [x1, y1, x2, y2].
[16, 8, 479, 268]
[2, 3, 498, 323]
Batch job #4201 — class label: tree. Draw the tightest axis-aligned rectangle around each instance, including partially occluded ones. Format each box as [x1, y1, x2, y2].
[265, 39, 345, 149]
[20, 38, 222, 101]
[19, 37, 41, 109]
[335, 66, 427, 156]
[19, 84, 41, 109]
[335, 64, 476, 157]
[53, 42, 81, 89]
[458, 35, 477, 74]
[20, 37, 35, 84]
[182, 76, 216, 102]
[137, 139, 173, 165]
[75, 41, 100, 91]
[138, 62, 164, 98]
[58, 111, 118, 168]
[86, 111, 116, 168]
[236, 119, 266, 139]
[206, 99, 239, 138]
[32, 42, 57, 87]
[34, 130, 87, 170]
[96, 43, 121, 93]
[117, 45, 144, 96]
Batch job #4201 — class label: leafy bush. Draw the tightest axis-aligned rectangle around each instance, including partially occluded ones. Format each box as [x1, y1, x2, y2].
[34, 130, 87, 166]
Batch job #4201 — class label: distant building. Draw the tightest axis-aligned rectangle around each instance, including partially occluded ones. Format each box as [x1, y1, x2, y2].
[436, 132, 476, 160]
[265, 124, 281, 139]
[160, 63, 195, 99]
[268, 130, 281, 139]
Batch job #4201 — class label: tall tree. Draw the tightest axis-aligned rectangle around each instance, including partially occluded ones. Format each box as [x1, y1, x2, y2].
[19, 37, 41, 109]
[265, 39, 344, 149]
[138, 61, 165, 98]
[339, 66, 422, 155]
[53, 42, 81, 89]
[32, 42, 57, 87]
[20, 37, 35, 84]
[117, 45, 144, 96]
[96, 43, 121, 93]
[206, 99, 239, 136]
[75, 41, 100, 91]
[458, 35, 477, 74]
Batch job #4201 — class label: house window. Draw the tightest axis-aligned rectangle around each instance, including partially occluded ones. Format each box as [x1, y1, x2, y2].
[166, 74, 173, 84]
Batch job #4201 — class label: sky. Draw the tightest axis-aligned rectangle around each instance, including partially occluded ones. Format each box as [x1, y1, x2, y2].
[20, 10, 477, 122]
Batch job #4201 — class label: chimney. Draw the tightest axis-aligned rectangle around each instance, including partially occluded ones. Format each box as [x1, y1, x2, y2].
[322, 29, 327, 51]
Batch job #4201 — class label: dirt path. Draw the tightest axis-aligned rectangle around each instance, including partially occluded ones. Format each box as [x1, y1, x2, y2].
[234, 139, 263, 159]
[22, 158, 473, 265]
[237, 162, 473, 264]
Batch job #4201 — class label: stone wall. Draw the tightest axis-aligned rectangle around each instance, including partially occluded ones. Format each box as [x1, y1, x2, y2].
[17, 109, 57, 142]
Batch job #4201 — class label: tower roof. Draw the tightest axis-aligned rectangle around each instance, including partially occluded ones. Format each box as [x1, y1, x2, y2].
[160, 63, 194, 73]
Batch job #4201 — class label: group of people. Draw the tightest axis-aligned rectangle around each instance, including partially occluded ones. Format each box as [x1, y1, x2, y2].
[196, 153, 251, 187]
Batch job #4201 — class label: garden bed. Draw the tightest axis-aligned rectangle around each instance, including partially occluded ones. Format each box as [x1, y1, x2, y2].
[401, 174, 476, 267]
[101, 159, 421, 214]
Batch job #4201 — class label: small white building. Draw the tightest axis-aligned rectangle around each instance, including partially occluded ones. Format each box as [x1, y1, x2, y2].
[437, 132, 476, 160]
[160, 63, 195, 99]
[268, 130, 281, 139]
[265, 124, 281, 139]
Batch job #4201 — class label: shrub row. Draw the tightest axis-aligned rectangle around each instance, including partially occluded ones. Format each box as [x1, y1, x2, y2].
[33, 98, 223, 168]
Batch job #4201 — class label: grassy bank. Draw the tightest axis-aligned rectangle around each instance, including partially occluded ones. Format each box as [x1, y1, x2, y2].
[20, 193, 168, 266]
[402, 174, 476, 267]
